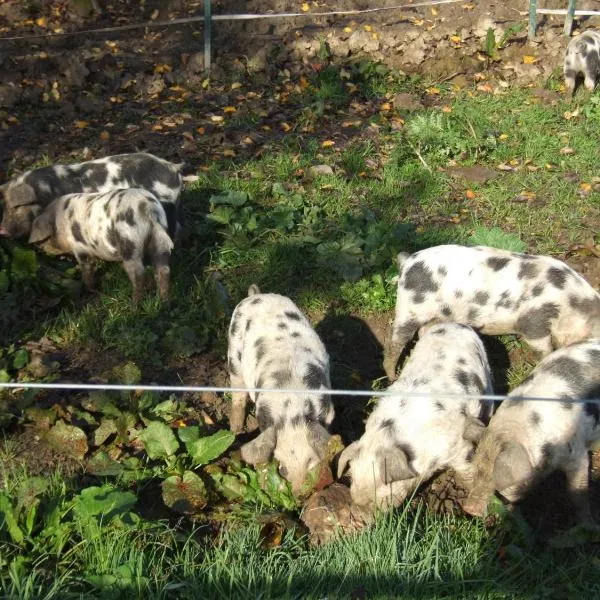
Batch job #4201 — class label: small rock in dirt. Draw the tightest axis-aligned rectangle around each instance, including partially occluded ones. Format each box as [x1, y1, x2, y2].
[445, 165, 498, 184]
[185, 52, 205, 74]
[246, 47, 269, 73]
[0, 83, 21, 108]
[392, 92, 422, 112]
[144, 76, 166, 96]
[302, 483, 371, 545]
[401, 38, 428, 65]
[309, 164, 334, 177]
[60, 55, 90, 88]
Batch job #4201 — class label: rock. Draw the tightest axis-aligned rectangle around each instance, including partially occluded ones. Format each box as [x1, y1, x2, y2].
[60, 55, 90, 88]
[301, 483, 371, 545]
[392, 92, 422, 112]
[0, 83, 21, 108]
[247, 47, 269, 73]
[144, 76, 166, 96]
[401, 38, 428, 65]
[309, 164, 334, 177]
[186, 52, 205, 74]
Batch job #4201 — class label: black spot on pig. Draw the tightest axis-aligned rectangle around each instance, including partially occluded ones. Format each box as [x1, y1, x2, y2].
[455, 369, 470, 390]
[245, 319, 252, 332]
[468, 308, 480, 321]
[71, 222, 85, 243]
[83, 163, 109, 189]
[532, 284, 544, 297]
[68, 208, 74, 220]
[277, 322, 288, 330]
[291, 415, 304, 428]
[64, 197, 71, 210]
[495, 290, 512, 310]
[257, 404, 274, 430]
[303, 363, 328, 389]
[284, 399, 291, 409]
[432, 327, 447, 336]
[117, 207, 136, 227]
[455, 290, 464, 298]
[542, 443, 554, 463]
[474, 291, 489, 306]
[434, 401, 445, 411]
[569, 296, 600, 317]
[227, 356, 239, 376]
[438, 266, 447, 276]
[251, 297, 262, 305]
[561, 400, 574, 410]
[458, 357, 467, 365]
[254, 337, 266, 361]
[413, 293, 425, 304]
[465, 447, 475, 463]
[547, 267, 567, 289]
[317, 395, 330, 421]
[470, 373, 484, 391]
[442, 305, 452, 317]
[237, 350, 242, 362]
[487, 257, 510, 271]
[379, 418, 394, 432]
[107, 224, 119, 248]
[545, 356, 583, 383]
[515, 303, 559, 340]
[272, 370, 292, 387]
[585, 402, 600, 427]
[529, 411, 541, 426]
[284, 311, 302, 321]
[393, 319, 419, 341]
[103, 200, 111, 215]
[403, 261, 438, 294]
[397, 443, 415, 465]
[291, 332, 300, 338]
[587, 349, 600, 363]
[518, 262, 539, 280]
[229, 318, 239, 337]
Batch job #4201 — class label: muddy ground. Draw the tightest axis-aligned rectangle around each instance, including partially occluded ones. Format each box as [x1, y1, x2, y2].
[2, 0, 600, 536]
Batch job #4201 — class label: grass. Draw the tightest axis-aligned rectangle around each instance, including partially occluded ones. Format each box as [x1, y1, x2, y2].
[2, 58, 600, 597]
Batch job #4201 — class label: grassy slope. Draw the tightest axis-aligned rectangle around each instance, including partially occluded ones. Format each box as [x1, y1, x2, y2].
[2, 62, 600, 598]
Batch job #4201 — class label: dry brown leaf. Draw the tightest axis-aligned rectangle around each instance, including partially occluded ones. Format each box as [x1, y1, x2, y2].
[560, 147, 575, 155]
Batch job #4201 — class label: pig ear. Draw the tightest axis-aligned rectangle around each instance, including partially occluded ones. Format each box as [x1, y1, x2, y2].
[240, 426, 277, 465]
[463, 416, 486, 443]
[247, 284, 261, 296]
[308, 422, 331, 458]
[337, 441, 360, 478]
[377, 447, 417, 484]
[29, 204, 56, 244]
[493, 442, 532, 491]
[9, 183, 36, 207]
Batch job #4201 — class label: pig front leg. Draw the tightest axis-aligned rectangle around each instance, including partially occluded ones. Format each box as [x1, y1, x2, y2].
[229, 373, 248, 434]
[75, 252, 96, 290]
[566, 452, 594, 524]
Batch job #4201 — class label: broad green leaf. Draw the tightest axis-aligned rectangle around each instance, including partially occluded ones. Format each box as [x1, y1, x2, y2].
[111, 361, 142, 385]
[138, 421, 179, 460]
[177, 425, 200, 445]
[0, 493, 24, 544]
[45, 421, 88, 461]
[16, 476, 48, 515]
[12, 349, 29, 369]
[161, 471, 207, 514]
[10, 247, 38, 280]
[92, 418, 117, 446]
[73, 485, 137, 522]
[87, 451, 124, 476]
[185, 429, 234, 466]
[209, 190, 249, 207]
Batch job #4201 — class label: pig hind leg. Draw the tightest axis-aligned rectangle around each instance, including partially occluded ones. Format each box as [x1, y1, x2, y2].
[229, 372, 248, 434]
[122, 258, 146, 304]
[75, 252, 96, 290]
[566, 451, 594, 524]
[384, 318, 419, 379]
[148, 226, 173, 301]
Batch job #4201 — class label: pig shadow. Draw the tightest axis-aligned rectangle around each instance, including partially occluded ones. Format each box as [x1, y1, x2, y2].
[315, 313, 386, 445]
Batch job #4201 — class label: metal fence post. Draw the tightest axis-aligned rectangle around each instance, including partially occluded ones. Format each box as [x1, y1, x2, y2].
[564, 0, 576, 36]
[528, 0, 538, 39]
[204, 0, 212, 72]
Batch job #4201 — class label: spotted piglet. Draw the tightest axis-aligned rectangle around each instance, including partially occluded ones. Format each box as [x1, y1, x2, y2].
[227, 285, 333, 493]
[338, 323, 493, 512]
[384, 245, 600, 380]
[28, 189, 173, 302]
[0, 152, 183, 240]
[564, 30, 600, 93]
[462, 340, 600, 524]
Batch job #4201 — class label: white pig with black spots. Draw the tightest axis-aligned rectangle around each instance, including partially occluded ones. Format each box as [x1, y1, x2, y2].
[564, 30, 600, 93]
[227, 285, 334, 493]
[384, 245, 600, 379]
[462, 340, 600, 523]
[338, 323, 493, 512]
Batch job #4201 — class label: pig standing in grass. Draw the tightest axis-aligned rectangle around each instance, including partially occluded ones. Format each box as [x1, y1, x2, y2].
[0, 152, 183, 240]
[564, 30, 600, 93]
[462, 340, 600, 523]
[28, 188, 173, 302]
[227, 285, 333, 493]
[384, 245, 600, 380]
[338, 323, 493, 512]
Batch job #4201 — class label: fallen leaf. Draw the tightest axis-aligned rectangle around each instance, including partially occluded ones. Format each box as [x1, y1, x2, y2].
[210, 115, 224, 123]
[477, 83, 494, 93]
[465, 189, 476, 199]
[301, 2, 310, 11]
[321, 140, 335, 148]
[499, 133, 509, 141]
[560, 147, 575, 155]
[431, 7, 438, 15]
[363, 25, 372, 32]
[222, 149, 236, 157]
[579, 182, 593, 197]
[380, 102, 391, 111]
[425, 87, 440, 95]
[231, 82, 242, 90]
[522, 55, 538, 64]
[280, 122, 292, 132]
[99, 131, 110, 141]
[442, 105, 452, 113]
[450, 35, 462, 43]
[75, 120, 89, 129]
[223, 106, 237, 113]
[513, 190, 536, 203]
[35, 17, 47, 27]
[343, 26, 352, 33]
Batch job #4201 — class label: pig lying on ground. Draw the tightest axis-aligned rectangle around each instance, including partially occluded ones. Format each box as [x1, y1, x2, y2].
[564, 30, 600, 93]
[338, 323, 493, 511]
[384, 245, 600, 380]
[462, 340, 600, 524]
[0, 152, 183, 239]
[28, 188, 173, 302]
[227, 285, 334, 493]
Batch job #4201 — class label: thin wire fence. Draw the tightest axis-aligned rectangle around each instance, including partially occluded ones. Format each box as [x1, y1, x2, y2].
[0, 381, 598, 405]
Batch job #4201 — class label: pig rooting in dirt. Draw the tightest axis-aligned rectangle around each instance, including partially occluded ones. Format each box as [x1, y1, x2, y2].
[338, 323, 493, 512]
[384, 245, 600, 380]
[28, 188, 173, 303]
[227, 285, 334, 493]
[0, 152, 183, 240]
[462, 340, 600, 524]
[564, 30, 600, 93]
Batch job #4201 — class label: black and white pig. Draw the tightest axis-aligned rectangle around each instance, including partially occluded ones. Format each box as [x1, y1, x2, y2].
[462, 340, 600, 523]
[28, 188, 173, 302]
[227, 285, 334, 493]
[338, 323, 493, 512]
[0, 152, 183, 239]
[564, 30, 600, 93]
[384, 245, 600, 380]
